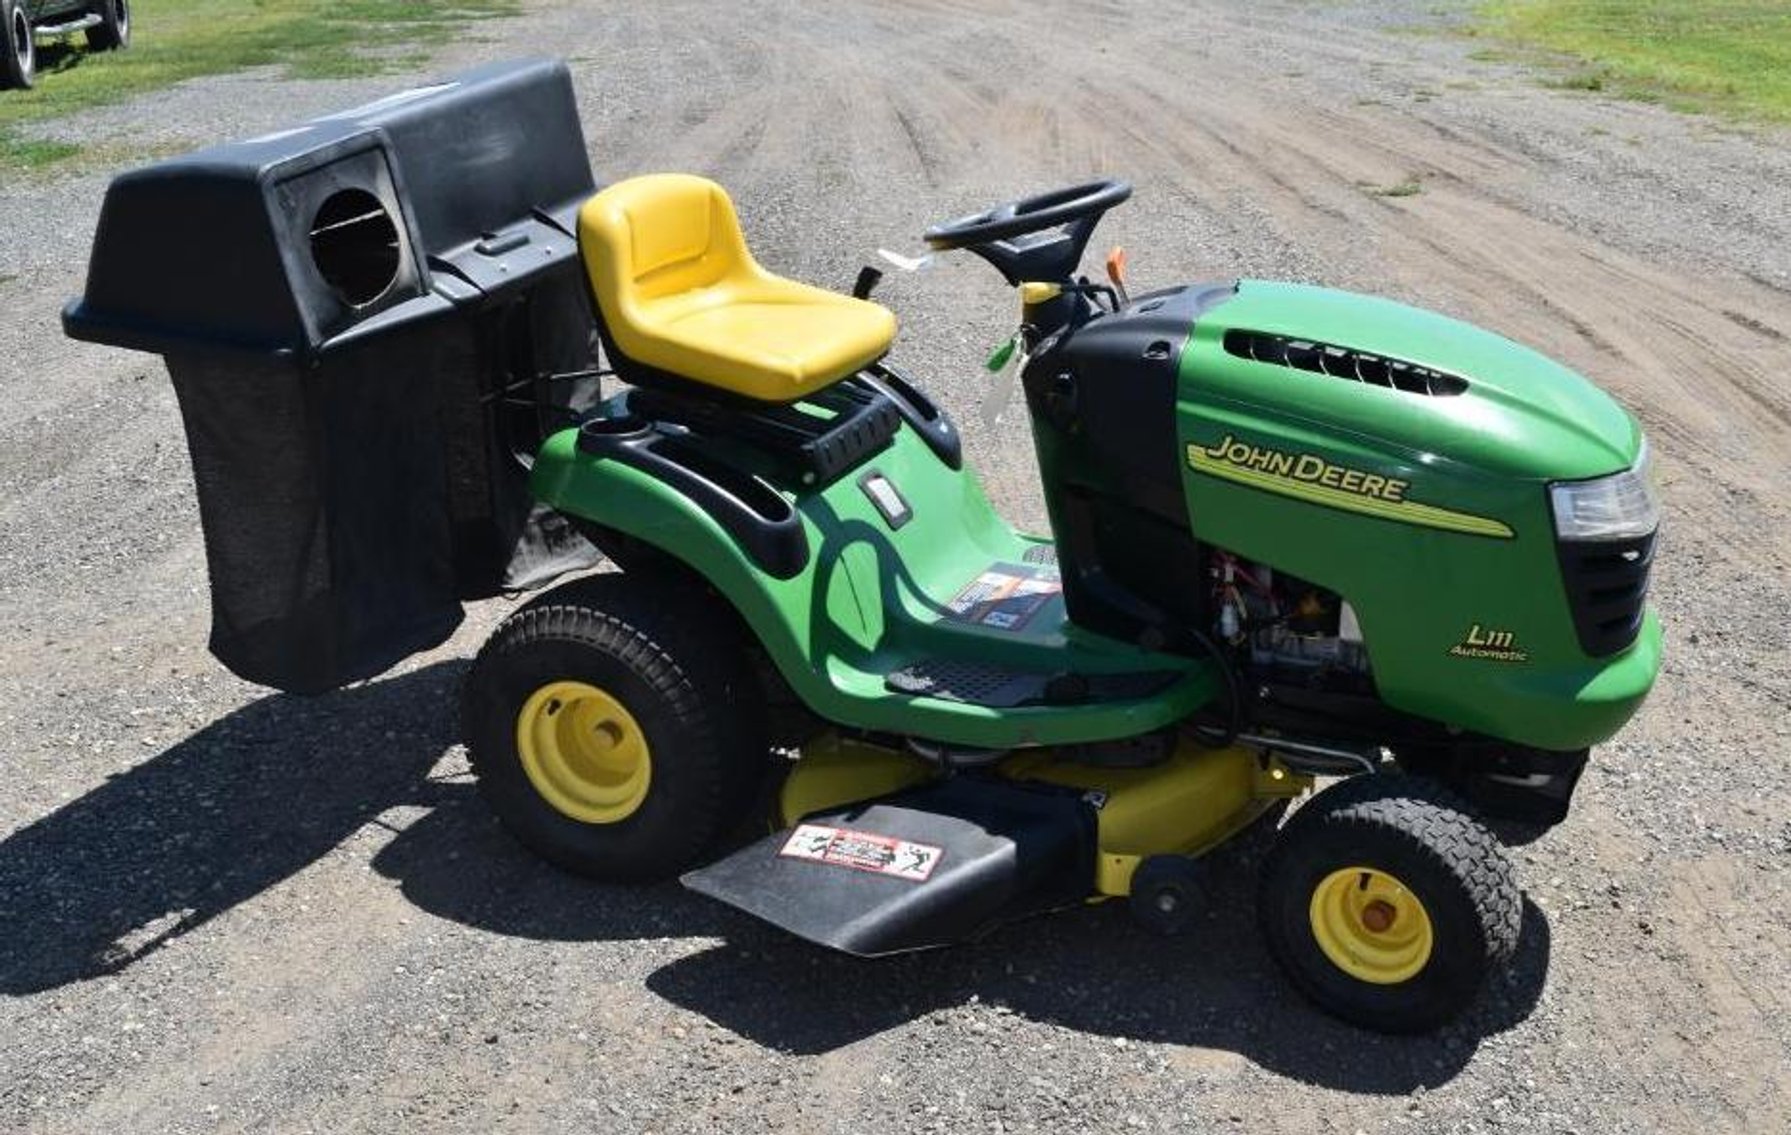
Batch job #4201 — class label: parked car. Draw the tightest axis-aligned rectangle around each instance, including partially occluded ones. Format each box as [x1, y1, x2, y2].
[3, 0, 129, 90]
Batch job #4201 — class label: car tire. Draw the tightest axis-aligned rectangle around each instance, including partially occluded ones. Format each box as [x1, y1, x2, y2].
[85, 0, 129, 51]
[2, 0, 35, 91]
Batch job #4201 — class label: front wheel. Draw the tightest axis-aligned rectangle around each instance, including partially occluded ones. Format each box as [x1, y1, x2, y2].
[1259, 775, 1520, 1033]
[462, 575, 769, 883]
[86, 0, 130, 51]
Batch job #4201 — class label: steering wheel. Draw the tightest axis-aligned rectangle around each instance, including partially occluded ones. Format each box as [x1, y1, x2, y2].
[922, 179, 1133, 251]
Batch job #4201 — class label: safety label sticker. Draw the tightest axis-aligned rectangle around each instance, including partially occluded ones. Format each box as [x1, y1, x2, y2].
[777, 823, 944, 882]
[946, 561, 1061, 631]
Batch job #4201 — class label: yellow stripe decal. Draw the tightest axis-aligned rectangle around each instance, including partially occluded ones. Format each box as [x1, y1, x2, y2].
[1187, 446, 1514, 539]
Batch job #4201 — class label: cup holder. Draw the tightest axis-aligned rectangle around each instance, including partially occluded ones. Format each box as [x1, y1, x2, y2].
[580, 413, 652, 441]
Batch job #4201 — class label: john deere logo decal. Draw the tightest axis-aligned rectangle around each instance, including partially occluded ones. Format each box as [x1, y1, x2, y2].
[1186, 434, 1514, 539]
[1449, 624, 1529, 663]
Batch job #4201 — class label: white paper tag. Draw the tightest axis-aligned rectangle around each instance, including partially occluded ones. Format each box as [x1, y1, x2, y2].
[877, 248, 935, 273]
[980, 340, 1028, 429]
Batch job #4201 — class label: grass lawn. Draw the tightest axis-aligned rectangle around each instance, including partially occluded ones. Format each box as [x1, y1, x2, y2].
[1, 0, 519, 172]
[1474, 1, 1791, 124]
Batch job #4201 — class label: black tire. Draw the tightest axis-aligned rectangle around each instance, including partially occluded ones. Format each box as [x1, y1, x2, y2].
[461, 574, 769, 883]
[1128, 855, 1205, 937]
[85, 0, 129, 51]
[2, 0, 35, 91]
[1259, 774, 1520, 1033]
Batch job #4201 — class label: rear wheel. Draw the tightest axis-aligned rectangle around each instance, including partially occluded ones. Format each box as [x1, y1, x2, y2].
[1259, 774, 1519, 1032]
[462, 574, 769, 882]
[86, 0, 129, 51]
[2, 0, 35, 90]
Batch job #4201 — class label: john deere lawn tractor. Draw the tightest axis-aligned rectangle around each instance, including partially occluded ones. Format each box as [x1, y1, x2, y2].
[65, 61, 1661, 1033]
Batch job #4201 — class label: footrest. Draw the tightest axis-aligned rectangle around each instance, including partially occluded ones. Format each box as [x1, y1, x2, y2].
[885, 658, 1181, 708]
[682, 777, 1097, 955]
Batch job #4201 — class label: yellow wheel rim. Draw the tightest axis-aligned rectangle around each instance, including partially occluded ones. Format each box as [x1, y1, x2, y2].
[515, 680, 651, 824]
[1308, 866, 1434, 985]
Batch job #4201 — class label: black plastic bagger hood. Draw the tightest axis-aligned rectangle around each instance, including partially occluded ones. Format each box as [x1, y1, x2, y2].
[60, 60, 606, 693]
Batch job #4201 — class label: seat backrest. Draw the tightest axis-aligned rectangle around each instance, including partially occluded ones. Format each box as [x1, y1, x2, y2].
[579, 174, 756, 320]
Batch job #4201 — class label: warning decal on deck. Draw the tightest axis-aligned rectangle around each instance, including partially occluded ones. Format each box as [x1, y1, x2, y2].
[946, 561, 1061, 632]
[777, 824, 944, 882]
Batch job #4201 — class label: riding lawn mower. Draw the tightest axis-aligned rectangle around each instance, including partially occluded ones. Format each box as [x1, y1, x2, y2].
[64, 60, 1661, 1033]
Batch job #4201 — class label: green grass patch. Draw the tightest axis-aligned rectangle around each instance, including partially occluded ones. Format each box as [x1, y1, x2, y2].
[1, 0, 520, 172]
[3, 136, 83, 167]
[1474, 1, 1791, 123]
[1360, 175, 1426, 198]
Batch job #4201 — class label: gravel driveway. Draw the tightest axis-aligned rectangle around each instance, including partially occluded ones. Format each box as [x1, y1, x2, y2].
[3, 1, 1789, 1131]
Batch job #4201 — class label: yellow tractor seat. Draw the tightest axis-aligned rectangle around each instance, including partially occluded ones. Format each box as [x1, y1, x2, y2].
[578, 174, 898, 402]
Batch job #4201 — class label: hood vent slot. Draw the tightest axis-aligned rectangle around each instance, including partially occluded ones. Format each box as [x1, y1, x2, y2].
[1224, 330, 1469, 396]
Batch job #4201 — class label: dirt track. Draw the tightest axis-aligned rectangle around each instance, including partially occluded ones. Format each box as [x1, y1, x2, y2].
[3, 1, 1789, 1131]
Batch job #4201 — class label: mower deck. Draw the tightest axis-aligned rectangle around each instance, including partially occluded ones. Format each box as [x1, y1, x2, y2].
[686, 735, 1304, 955]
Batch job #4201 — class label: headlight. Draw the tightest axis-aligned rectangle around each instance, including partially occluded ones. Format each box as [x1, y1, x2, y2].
[1549, 438, 1660, 541]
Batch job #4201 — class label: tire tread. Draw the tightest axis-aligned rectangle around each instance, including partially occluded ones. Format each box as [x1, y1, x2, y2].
[462, 575, 765, 881]
[1260, 773, 1521, 1031]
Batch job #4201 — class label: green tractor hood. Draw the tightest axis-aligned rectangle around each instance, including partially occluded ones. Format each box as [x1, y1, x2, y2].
[1189, 281, 1641, 480]
[1171, 280, 1659, 752]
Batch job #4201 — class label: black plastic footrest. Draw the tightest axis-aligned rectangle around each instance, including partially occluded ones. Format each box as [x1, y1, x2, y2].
[885, 658, 1181, 708]
[887, 659, 1049, 707]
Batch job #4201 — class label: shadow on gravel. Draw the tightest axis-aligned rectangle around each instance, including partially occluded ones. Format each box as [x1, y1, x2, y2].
[0, 661, 466, 996]
[644, 876, 1552, 1093]
[368, 789, 743, 943]
[39, 672, 1550, 1089]
[370, 794, 1551, 1091]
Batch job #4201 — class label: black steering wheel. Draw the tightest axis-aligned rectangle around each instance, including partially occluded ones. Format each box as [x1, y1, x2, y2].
[922, 179, 1133, 251]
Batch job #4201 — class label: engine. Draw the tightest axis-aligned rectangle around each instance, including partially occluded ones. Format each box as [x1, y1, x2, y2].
[1209, 549, 1370, 690]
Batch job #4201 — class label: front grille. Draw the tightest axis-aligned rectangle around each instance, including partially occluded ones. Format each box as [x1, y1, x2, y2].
[1557, 531, 1655, 656]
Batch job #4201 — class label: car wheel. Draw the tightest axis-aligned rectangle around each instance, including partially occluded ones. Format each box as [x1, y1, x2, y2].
[86, 0, 129, 51]
[2, 0, 35, 91]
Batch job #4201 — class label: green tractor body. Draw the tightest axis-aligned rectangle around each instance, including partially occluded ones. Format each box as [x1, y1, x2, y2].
[533, 278, 1659, 758]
